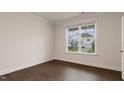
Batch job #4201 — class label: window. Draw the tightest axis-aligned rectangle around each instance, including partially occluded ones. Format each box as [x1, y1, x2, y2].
[66, 23, 96, 54]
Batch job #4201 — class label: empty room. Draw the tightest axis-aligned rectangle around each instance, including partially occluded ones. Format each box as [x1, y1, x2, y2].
[0, 12, 124, 81]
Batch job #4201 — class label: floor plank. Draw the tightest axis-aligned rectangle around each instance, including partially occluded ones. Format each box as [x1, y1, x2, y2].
[0, 60, 122, 81]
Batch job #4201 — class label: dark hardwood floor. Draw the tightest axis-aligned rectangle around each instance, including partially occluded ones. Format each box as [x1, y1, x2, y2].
[0, 60, 122, 81]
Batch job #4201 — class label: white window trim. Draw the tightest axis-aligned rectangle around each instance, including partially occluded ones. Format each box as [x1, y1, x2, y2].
[65, 23, 98, 56]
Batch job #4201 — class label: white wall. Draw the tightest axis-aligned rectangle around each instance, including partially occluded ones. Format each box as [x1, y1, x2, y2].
[55, 13, 122, 71]
[0, 12, 122, 76]
[0, 13, 54, 75]
[122, 16, 124, 80]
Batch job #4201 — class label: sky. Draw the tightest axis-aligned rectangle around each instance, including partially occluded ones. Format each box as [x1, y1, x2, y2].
[68, 28, 95, 39]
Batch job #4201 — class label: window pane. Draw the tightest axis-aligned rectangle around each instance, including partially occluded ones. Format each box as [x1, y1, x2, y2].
[81, 25, 95, 30]
[81, 25, 95, 37]
[81, 37, 95, 53]
[68, 28, 79, 52]
[68, 27, 79, 31]
[81, 25, 95, 53]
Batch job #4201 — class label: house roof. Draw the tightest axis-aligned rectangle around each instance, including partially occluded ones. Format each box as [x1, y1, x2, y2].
[81, 33, 93, 37]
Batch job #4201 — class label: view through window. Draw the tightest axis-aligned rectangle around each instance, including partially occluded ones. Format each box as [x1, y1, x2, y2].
[67, 23, 96, 54]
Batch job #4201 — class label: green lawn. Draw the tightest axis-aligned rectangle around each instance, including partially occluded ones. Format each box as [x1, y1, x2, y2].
[68, 47, 78, 52]
[87, 48, 95, 53]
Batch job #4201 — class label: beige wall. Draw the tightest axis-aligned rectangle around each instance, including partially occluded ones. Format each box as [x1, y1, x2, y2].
[55, 13, 122, 71]
[0, 13, 54, 75]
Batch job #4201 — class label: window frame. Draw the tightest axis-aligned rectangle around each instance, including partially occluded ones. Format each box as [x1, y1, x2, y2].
[66, 23, 98, 55]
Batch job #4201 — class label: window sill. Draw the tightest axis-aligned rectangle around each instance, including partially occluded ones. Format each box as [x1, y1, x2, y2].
[66, 52, 99, 56]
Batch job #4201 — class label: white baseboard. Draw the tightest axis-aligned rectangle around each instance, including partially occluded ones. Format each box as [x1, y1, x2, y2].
[0, 57, 53, 76]
[55, 58, 121, 71]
